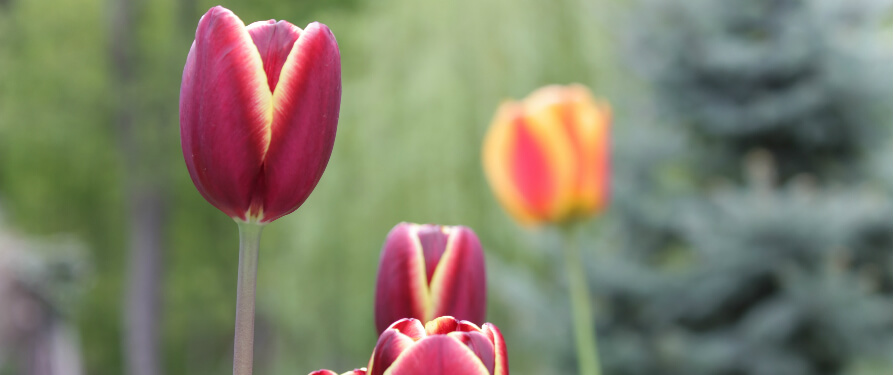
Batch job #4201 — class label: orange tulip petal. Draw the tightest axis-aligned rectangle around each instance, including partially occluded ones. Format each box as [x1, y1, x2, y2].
[518, 87, 578, 222]
[483, 84, 610, 226]
[482, 103, 542, 225]
[509, 118, 557, 217]
[482, 323, 508, 375]
[564, 85, 611, 215]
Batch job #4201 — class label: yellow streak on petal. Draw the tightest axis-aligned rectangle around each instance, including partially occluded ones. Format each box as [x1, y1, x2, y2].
[521, 88, 577, 223]
[408, 224, 435, 322]
[268, 22, 309, 157]
[427, 227, 456, 319]
[229, 16, 275, 159]
[482, 102, 543, 226]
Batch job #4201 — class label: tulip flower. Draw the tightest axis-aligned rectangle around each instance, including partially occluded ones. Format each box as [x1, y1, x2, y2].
[179, 6, 340, 375]
[309, 370, 367, 375]
[374, 223, 486, 334]
[367, 317, 508, 375]
[482, 84, 610, 375]
[180, 5, 341, 224]
[482, 84, 610, 227]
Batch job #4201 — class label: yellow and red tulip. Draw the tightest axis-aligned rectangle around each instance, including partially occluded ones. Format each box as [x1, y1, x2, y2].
[374, 223, 486, 334]
[179, 6, 341, 223]
[482, 84, 611, 227]
[367, 317, 508, 375]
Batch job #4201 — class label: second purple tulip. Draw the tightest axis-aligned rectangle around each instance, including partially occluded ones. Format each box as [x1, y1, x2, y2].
[374, 223, 487, 334]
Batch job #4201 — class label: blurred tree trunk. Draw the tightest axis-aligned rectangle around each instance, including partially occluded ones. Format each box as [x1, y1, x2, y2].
[122, 190, 165, 375]
[110, 0, 166, 375]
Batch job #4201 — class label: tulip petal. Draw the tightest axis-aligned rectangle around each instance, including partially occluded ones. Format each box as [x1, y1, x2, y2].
[484, 86, 589, 226]
[180, 6, 273, 220]
[448, 331, 496, 375]
[511, 115, 561, 217]
[513, 89, 579, 222]
[429, 227, 487, 325]
[368, 328, 419, 375]
[383, 336, 490, 375]
[564, 85, 611, 215]
[387, 318, 427, 341]
[457, 320, 483, 333]
[527, 85, 611, 218]
[424, 316, 459, 336]
[309, 370, 338, 375]
[525, 86, 586, 211]
[246, 20, 303, 94]
[375, 224, 431, 334]
[482, 323, 509, 375]
[482, 103, 542, 225]
[260, 22, 342, 222]
[416, 224, 450, 283]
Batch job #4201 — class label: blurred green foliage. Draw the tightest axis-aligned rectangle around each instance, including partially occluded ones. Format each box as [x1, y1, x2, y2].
[0, 0, 889, 375]
[586, 1, 893, 374]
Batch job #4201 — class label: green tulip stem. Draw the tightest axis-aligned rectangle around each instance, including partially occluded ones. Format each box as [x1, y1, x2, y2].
[233, 221, 264, 375]
[561, 224, 602, 375]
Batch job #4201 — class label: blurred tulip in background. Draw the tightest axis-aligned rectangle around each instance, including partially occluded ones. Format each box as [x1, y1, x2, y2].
[482, 84, 612, 374]
[374, 223, 486, 334]
[482, 84, 611, 226]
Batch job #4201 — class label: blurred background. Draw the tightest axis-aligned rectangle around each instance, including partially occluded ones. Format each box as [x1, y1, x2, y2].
[0, 0, 891, 374]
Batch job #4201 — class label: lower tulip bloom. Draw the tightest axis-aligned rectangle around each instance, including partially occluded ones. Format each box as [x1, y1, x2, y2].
[374, 223, 486, 334]
[367, 316, 508, 375]
[309, 370, 367, 375]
